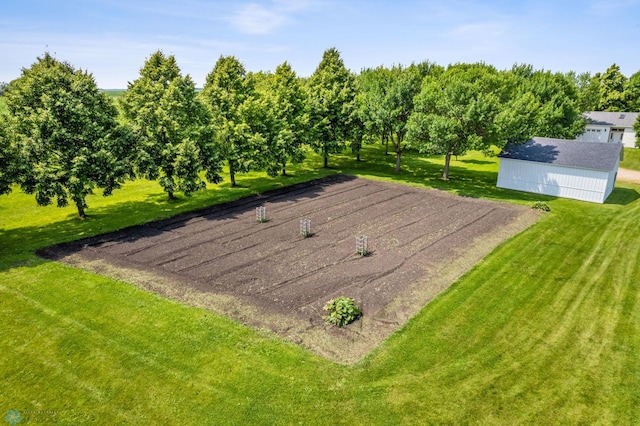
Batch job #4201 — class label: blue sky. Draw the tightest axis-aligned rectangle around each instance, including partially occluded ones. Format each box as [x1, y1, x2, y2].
[1, 0, 639, 88]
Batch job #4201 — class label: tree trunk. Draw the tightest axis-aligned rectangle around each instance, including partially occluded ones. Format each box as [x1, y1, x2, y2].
[357, 150, 361, 162]
[393, 133, 402, 173]
[384, 135, 389, 155]
[167, 191, 176, 200]
[76, 202, 86, 219]
[442, 152, 452, 180]
[229, 160, 237, 187]
[323, 144, 329, 168]
[282, 165, 287, 176]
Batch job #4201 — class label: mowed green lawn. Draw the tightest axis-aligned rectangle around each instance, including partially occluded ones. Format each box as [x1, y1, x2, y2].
[623, 147, 640, 171]
[1, 144, 639, 424]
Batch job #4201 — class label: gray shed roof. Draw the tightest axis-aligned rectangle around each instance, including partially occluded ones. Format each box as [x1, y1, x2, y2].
[498, 137, 622, 171]
[583, 111, 639, 128]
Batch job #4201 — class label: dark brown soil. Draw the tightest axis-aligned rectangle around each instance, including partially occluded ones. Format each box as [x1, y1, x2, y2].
[38, 175, 539, 364]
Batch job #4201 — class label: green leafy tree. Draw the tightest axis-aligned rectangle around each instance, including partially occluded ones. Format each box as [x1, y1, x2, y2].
[634, 115, 640, 148]
[496, 68, 585, 143]
[4, 53, 135, 218]
[356, 66, 393, 154]
[357, 64, 434, 172]
[407, 63, 501, 180]
[598, 64, 628, 112]
[625, 71, 640, 111]
[387, 64, 432, 173]
[0, 114, 18, 195]
[567, 71, 600, 112]
[307, 48, 356, 168]
[255, 62, 308, 176]
[120, 51, 221, 199]
[201, 56, 265, 186]
[348, 94, 368, 162]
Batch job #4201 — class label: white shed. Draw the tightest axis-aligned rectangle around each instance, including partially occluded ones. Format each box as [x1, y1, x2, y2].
[497, 137, 622, 204]
[576, 111, 638, 148]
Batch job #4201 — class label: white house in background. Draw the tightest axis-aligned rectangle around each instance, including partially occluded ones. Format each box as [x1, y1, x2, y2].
[576, 111, 639, 148]
[497, 137, 622, 204]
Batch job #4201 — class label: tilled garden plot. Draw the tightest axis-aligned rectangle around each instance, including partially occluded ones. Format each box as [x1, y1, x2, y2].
[39, 175, 539, 363]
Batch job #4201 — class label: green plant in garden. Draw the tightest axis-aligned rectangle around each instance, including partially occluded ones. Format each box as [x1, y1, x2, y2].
[323, 296, 362, 327]
[532, 201, 551, 212]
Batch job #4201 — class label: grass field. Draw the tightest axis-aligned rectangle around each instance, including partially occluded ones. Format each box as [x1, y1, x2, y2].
[101, 89, 126, 98]
[1, 144, 640, 424]
[623, 147, 640, 171]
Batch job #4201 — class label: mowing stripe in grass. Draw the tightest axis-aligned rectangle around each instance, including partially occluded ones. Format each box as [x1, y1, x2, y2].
[2, 144, 640, 424]
[348, 189, 640, 424]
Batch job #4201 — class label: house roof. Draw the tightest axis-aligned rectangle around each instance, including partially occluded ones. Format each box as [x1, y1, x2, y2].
[583, 111, 639, 128]
[498, 137, 622, 171]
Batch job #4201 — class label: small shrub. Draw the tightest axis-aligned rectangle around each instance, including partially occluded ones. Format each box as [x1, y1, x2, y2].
[323, 296, 362, 327]
[532, 201, 550, 212]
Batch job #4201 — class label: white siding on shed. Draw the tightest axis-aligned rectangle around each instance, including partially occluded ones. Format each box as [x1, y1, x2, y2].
[497, 158, 617, 203]
[605, 167, 617, 199]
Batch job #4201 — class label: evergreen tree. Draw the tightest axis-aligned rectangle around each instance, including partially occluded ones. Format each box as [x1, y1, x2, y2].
[120, 51, 221, 199]
[201, 56, 265, 187]
[256, 62, 308, 176]
[307, 48, 356, 168]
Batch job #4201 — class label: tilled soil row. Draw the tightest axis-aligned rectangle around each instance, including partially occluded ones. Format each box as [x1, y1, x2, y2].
[39, 175, 539, 363]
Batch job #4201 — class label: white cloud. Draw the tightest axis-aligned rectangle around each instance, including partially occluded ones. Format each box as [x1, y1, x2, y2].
[273, 0, 313, 12]
[228, 0, 319, 35]
[230, 3, 288, 35]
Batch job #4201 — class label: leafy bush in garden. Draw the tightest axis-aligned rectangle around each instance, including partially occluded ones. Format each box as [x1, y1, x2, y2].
[532, 202, 550, 212]
[323, 296, 362, 327]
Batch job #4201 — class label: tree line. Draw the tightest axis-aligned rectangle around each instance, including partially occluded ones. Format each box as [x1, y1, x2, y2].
[1, 48, 638, 218]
